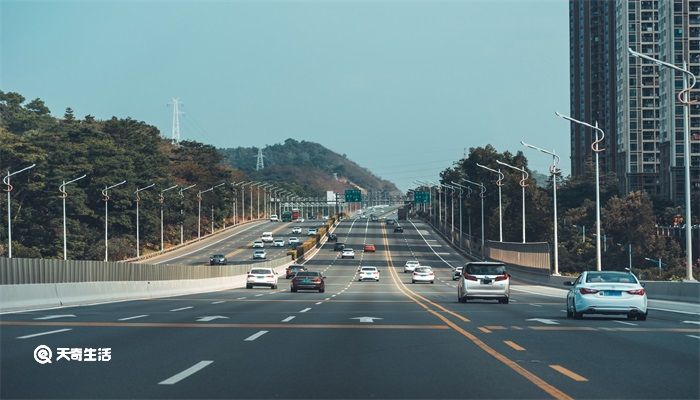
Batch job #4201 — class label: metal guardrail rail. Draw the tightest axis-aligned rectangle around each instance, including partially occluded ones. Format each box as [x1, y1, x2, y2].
[485, 240, 551, 272]
[0, 256, 289, 285]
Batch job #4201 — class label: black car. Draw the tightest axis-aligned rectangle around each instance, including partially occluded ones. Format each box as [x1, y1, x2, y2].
[386, 219, 396, 225]
[327, 233, 338, 242]
[209, 254, 227, 265]
[291, 271, 325, 293]
[394, 226, 404, 233]
[285, 264, 307, 279]
[333, 242, 345, 251]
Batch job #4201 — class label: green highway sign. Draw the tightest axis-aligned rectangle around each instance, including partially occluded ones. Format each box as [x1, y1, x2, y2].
[414, 191, 431, 204]
[344, 189, 362, 202]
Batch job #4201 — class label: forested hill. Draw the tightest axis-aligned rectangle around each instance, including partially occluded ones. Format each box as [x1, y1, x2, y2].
[220, 139, 400, 195]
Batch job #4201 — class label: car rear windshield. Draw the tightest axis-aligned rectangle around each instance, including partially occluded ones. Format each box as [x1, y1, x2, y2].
[361, 267, 377, 271]
[585, 272, 637, 283]
[251, 269, 271, 274]
[212, 255, 224, 258]
[465, 264, 506, 275]
[295, 272, 319, 277]
[415, 267, 431, 273]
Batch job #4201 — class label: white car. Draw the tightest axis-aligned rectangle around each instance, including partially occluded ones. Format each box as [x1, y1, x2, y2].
[288, 237, 300, 245]
[322, 215, 329, 220]
[452, 266, 463, 281]
[252, 240, 264, 248]
[412, 266, 434, 284]
[269, 214, 279, 222]
[308, 228, 317, 235]
[246, 267, 278, 289]
[404, 260, 420, 273]
[261, 232, 274, 243]
[341, 249, 355, 259]
[292, 226, 302, 234]
[272, 239, 285, 247]
[565, 271, 648, 320]
[253, 249, 267, 259]
[457, 262, 510, 304]
[358, 266, 379, 282]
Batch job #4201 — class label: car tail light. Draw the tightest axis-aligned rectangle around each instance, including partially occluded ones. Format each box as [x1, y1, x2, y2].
[266, 275, 274, 278]
[313, 278, 322, 283]
[495, 274, 508, 282]
[463, 274, 478, 281]
[580, 288, 599, 295]
[247, 274, 254, 278]
[428, 272, 434, 276]
[627, 288, 645, 295]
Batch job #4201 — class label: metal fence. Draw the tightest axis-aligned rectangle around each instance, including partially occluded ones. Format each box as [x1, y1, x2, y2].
[0, 256, 290, 285]
[485, 240, 551, 272]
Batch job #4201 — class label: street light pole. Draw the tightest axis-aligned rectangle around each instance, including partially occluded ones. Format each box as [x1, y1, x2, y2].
[3, 164, 36, 258]
[462, 179, 486, 256]
[628, 48, 697, 281]
[160, 185, 178, 251]
[134, 183, 156, 258]
[450, 182, 466, 249]
[102, 180, 127, 261]
[198, 183, 224, 238]
[59, 173, 87, 260]
[556, 112, 604, 271]
[521, 140, 562, 276]
[178, 184, 196, 244]
[497, 160, 530, 243]
[476, 163, 504, 242]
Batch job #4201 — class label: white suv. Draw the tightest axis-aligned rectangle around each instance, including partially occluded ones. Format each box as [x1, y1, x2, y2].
[404, 260, 420, 273]
[457, 262, 510, 304]
[358, 266, 380, 282]
[261, 232, 274, 243]
[269, 214, 279, 222]
[246, 268, 278, 289]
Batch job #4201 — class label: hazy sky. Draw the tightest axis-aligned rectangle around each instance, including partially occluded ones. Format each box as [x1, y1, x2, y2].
[2, 0, 570, 191]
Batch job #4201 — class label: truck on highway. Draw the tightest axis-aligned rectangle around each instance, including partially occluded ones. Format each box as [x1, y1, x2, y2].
[281, 210, 292, 222]
[291, 208, 300, 220]
[397, 207, 408, 220]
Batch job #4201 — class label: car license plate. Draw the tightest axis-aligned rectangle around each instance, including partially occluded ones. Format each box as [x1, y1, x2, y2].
[604, 291, 621, 296]
[482, 279, 492, 284]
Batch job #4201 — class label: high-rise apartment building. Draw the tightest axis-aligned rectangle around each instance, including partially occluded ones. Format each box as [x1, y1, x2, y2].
[571, 0, 699, 205]
[569, 0, 618, 178]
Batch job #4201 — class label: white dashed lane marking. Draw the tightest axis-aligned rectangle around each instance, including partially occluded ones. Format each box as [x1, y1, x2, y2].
[170, 307, 193, 312]
[244, 331, 269, 341]
[159, 361, 213, 385]
[17, 329, 72, 339]
[281, 316, 295, 322]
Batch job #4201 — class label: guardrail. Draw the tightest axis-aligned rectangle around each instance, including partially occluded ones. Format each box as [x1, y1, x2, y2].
[0, 256, 289, 285]
[485, 240, 551, 273]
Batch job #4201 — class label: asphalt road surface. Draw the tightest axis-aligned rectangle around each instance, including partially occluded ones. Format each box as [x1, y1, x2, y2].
[2, 216, 698, 399]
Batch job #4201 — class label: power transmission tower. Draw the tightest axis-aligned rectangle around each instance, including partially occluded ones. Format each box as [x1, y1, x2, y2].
[170, 98, 183, 144]
[255, 148, 265, 171]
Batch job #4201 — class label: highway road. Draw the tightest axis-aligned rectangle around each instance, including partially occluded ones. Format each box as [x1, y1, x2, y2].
[1, 215, 699, 399]
[141, 219, 329, 266]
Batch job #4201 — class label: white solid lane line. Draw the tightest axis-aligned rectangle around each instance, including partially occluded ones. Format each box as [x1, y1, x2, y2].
[118, 315, 149, 321]
[613, 320, 638, 326]
[158, 361, 214, 385]
[170, 307, 193, 312]
[244, 331, 269, 341]
[17, 328, 72, 339]
[282, 316, 295, 322]
[299, 308, 312, 313]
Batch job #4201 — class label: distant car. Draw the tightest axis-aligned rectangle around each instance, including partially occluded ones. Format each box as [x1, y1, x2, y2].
[393, 226, 404, 233]
[341, 248, 355, 259]
[333, 242, 345, 251]
[370, 215, 378, 222]
[285, 264, 307, 279]
[288, 237, 300, 246]
[291, 271, 325, 293]
[308, 228, 318, 236]
[386, 219, 395, 225]
[322, 215, 329, 220]
[209, 254, 227, 265]
[261, 232, 274, 243]
[253, 249, 267, 259]
[412, 266, 435, 284]
[363, 243, 376, 252]
[452, 266, 463, 281]
[564, 271, 647, 320]
[358, 266, 379, 282]
[458, 262, 510, 304]
[269, 214, 279, 222]
[327, 233, 337, 242]
[273, 239, 285, 247]
[404, 260, 420, 273]
[292, 226, 302, 234]
[252, 240, 264, 248]
[246, 267, 278, 289]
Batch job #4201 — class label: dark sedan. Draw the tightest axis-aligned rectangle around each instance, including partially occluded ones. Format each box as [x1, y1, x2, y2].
[333, 242, 345, 251]
[285, 264, 307, 279]
[394, 226, 404, 233]
[291, 271, 325, 293]
[327, 233, 338, 242]
[209, 254, 227, 265]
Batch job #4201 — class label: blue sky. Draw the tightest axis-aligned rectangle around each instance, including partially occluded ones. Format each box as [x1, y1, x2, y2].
[1, 0, 570, 191]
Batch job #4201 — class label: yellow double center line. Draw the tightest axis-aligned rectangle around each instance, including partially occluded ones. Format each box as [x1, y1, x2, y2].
[380, 225, 573, 400]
